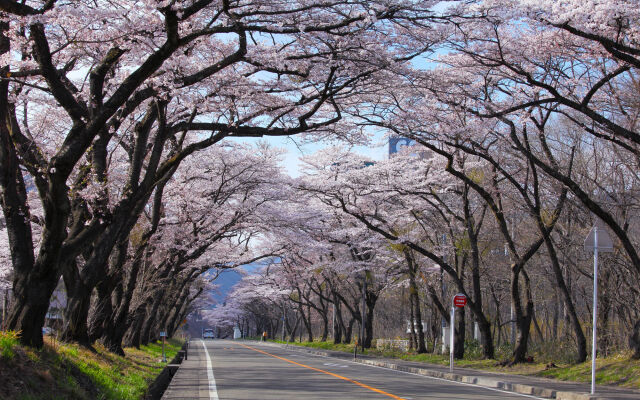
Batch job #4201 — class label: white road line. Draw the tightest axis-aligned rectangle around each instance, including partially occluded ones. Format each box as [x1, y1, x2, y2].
[200, 340, 220, 400]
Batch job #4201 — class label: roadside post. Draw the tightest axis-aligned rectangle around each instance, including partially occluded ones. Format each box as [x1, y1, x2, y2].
[450, 293, 467, 372]
[160, 331, 167, 362]
[584, 219, 613, 394]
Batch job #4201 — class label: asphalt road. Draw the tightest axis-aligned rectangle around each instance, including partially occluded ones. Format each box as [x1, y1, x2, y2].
[163, 339, 546, 400]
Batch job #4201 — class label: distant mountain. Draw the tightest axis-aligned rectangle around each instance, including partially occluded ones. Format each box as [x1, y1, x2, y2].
[209, 269, 243, 304]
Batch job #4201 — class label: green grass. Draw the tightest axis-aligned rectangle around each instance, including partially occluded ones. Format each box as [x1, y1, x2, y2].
[0, 335, 184, 400]
[0, 330, 20, 360]
[272, 339, 358, 353]
[537, 352, 640, 388]
[57, 338, 183, 400]
[273, 339, 640, 389]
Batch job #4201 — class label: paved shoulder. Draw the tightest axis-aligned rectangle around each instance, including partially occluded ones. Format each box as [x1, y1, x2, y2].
[162, 340, 214, 399]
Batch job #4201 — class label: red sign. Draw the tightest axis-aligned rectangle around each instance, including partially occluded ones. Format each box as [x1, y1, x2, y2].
[453, 294, 467, 308]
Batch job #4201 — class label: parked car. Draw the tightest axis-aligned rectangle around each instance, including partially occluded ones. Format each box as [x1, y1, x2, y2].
[203, 328, 215, 339]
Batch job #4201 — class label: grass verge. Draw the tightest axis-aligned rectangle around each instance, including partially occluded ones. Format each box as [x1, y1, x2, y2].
[272, 339, 640, 390]
[0, 331, 183, 400]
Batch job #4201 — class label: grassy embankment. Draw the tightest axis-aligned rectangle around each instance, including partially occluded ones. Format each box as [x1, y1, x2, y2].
[0, 330, 183, 400]
[272, 339, 640, 390]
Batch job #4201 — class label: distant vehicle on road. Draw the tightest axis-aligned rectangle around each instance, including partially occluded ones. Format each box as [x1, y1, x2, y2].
[203, 328, 215, 339]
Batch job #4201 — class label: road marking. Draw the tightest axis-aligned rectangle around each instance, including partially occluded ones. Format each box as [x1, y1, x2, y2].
[238, 343, 407, 400]
[277, 345, 546, 400]
[200, 340, 220, 400]
[323, 362, 349, 368]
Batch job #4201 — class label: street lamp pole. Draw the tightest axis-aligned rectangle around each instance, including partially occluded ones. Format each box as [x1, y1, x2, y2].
[583, 219, 613, 395]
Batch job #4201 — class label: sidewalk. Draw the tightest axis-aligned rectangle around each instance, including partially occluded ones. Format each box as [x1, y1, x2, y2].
[161, 341, 211, 400]
[266, 342, 640, 400]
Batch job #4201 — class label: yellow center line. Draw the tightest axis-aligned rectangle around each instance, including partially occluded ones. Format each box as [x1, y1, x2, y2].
[237, 343, 407, 400]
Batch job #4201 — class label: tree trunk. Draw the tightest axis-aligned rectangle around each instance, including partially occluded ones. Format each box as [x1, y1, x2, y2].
[99, 270, 139, 355]
[88, 279, 115, 343]
[465, 197, 492, 359]
[60, 263, 94, 346]
[511, 269, 533, 364]
[288, 313, 300, 342]
[305, 305, 313, 342]
[6, 273, 60, 348]
[344, 317, 354, 344]
[408, 291, 416, 350]
[123, 300, 148, 348]
[1, 35, 64, 347]
[364, 292, 377, 349]
[542, 219, 587, 362]
[320, 315, 329, 342]
[630, 319, 640, 359]
[406, 253, 426, 353]
[332, 296, 344, 344]
[140, 288, 168, 345]
[429, 306, 439, 353]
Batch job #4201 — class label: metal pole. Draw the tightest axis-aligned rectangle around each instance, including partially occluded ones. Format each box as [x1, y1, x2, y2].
[449, 302, 455, 372]
[162, 335, 167, 362]
[591, 227, 598, 395]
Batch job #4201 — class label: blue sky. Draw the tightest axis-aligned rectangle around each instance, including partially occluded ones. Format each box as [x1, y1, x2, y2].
[229, 134, 389, 177]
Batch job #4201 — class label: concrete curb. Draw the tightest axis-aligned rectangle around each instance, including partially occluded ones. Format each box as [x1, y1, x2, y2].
[263, 342, 612, 400]
[146, 342, 188, 400]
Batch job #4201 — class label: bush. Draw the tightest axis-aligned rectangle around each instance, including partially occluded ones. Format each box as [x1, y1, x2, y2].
[0, 330, 20, 360]
[529, 340, 580, 364]
[463, 339, 484, 359]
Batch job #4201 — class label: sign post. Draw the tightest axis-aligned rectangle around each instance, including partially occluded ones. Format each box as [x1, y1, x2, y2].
[584, 220, 613, 395]
[450, 294, 467, 372]
[160, 331, 167, 362]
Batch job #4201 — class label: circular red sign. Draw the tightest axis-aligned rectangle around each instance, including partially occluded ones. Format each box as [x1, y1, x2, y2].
[453, 294, 467, 308]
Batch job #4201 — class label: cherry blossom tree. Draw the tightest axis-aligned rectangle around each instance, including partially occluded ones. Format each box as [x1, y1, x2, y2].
[0, 0, 446, 347]
[88, 142, 287, 353]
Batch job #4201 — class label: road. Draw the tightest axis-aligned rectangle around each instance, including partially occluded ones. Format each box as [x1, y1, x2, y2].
[162, 339, 545, 400]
